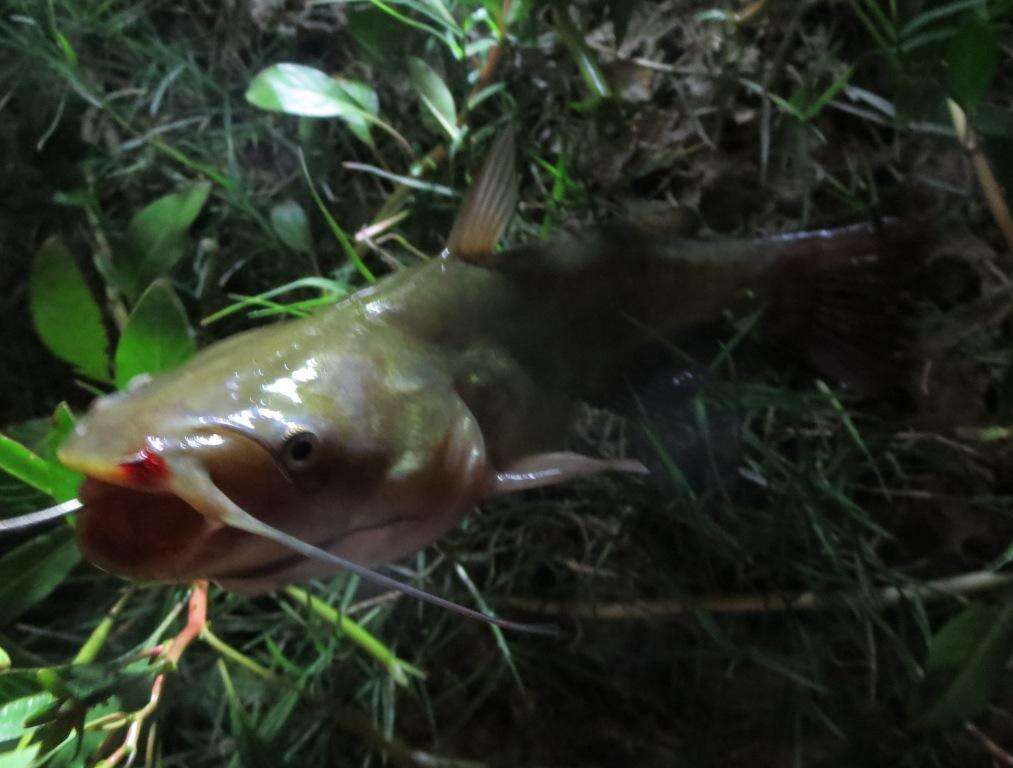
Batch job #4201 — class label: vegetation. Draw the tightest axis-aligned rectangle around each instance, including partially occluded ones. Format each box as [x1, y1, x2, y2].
[1, 0, 1013, 764]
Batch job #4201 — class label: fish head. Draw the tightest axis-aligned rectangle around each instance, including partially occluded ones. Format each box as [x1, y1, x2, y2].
[58, 325, 490, 591]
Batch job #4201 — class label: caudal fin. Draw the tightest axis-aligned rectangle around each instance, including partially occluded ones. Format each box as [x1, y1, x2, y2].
[764, 221, 930, 396]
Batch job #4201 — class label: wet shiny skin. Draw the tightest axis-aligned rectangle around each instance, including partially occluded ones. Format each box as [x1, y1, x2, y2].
[60, 231, 793, 591]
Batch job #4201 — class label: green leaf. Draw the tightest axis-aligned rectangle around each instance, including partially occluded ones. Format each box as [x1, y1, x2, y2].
[29, 237, 110, 382]
[246, 64, 381, 146]
[116, 183, 211, 302]
[0, 670, 44, 706]
[802, 67, 854, 120]
[0, 528, 81, 626]
[0, 433, 78, 502]
[946, 15, 999, 110]
[334, 76, 381, 147]
[269, 200, 314, 255]
[0, 408, 80, 504]
[913, 600, 1013, 729]
[0, 647, 8, 673]
[0, 433, 59, 498]
[407, 57, 459, 139]
[0, 693, 56, 740]
[47, 405, 83, 502]
[41, 696, 121, 768]
[114, 279, 196, 389]
[0, 744, 39, 768]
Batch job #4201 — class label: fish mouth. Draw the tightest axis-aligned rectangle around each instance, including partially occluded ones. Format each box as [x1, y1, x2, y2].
[74, 475, 418, 589]
[76, 477, 222, 583]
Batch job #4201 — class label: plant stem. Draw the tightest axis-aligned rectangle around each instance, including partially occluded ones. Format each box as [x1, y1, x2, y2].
[948, 98, 1013, 257]
[284, 586, 425, 686]
[72, 588, 134, 665]
[503, 570, 1013, 619]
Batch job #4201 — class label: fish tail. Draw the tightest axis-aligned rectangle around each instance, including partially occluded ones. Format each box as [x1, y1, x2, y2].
[762, 220, 930, 396]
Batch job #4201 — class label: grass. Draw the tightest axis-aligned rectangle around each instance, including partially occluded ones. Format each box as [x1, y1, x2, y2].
[2, 0, 1013, 765]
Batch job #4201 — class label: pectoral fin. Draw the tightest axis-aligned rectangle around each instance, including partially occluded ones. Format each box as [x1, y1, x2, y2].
[445, 128, 518, 264]
[491, 452, 649, 494]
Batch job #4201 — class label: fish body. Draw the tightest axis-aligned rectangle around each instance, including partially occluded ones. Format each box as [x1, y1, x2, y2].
[57, 130, 912, 596]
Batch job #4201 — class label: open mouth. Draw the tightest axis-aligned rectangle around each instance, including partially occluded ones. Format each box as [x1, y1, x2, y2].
[76, 478, 222, 582]
[75, 477, 418, 587]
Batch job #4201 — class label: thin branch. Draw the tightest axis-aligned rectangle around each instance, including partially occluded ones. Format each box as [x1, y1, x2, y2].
[948, 99, 1013, 257]
[502, 570, 1013, 620]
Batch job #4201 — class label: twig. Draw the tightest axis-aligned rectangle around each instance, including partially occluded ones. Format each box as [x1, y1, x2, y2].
[735, 0, 771, 24]
[966, 722, 1013, 767]
[502, 570, 1013, 620]
[92, 582, 209, 767]
[948, 99, 1013, 257]
[166, 580, 208, 665]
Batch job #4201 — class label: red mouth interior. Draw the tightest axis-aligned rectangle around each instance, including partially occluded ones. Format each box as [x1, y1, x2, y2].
[117, 449, 170, 487]
[76, 478, 214, 582]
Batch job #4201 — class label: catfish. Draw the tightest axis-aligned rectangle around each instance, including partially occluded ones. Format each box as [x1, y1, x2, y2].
[8, 129, 920, 632]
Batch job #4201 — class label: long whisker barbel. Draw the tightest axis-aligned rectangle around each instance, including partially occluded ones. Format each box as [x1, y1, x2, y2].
[0, 498, 82, 533]
[0, 496, 558, 636]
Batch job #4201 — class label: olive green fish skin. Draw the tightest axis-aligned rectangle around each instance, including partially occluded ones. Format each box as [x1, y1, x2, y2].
[59, 226, 790, 590]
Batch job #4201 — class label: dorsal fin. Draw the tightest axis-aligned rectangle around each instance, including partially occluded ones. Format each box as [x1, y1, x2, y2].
[445, 127, 518, 264]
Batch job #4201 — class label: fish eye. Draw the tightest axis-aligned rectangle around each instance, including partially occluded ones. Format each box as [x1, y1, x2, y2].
[282, 431, 319, 471]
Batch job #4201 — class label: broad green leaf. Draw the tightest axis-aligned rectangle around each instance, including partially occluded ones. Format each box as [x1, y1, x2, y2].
[246, 64, 380, 146]
[0, 528, 81, 626]
[0, 433, 77, 502]
[0, 744, 39, 768]
[41, 696, 121, 768]
[0, 647, 8, 673]
[946, 15, 999, 110]
[45, 405, 83, 502]
[335, 77, 379, 117]
[0, 693, 55, 740]
[29, 237, 110, 382]
[0, 408, 80, 504]
[270, 200, 314, 255]
[116, 182, 211, 301]
[407, 57, 459, 139]
[913, 600, 1013, 729]
[114, 279, 196, 389]
[0, 671, 43, 706]
[0, 433, 58, 497]
[333, 75, 381, 147]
